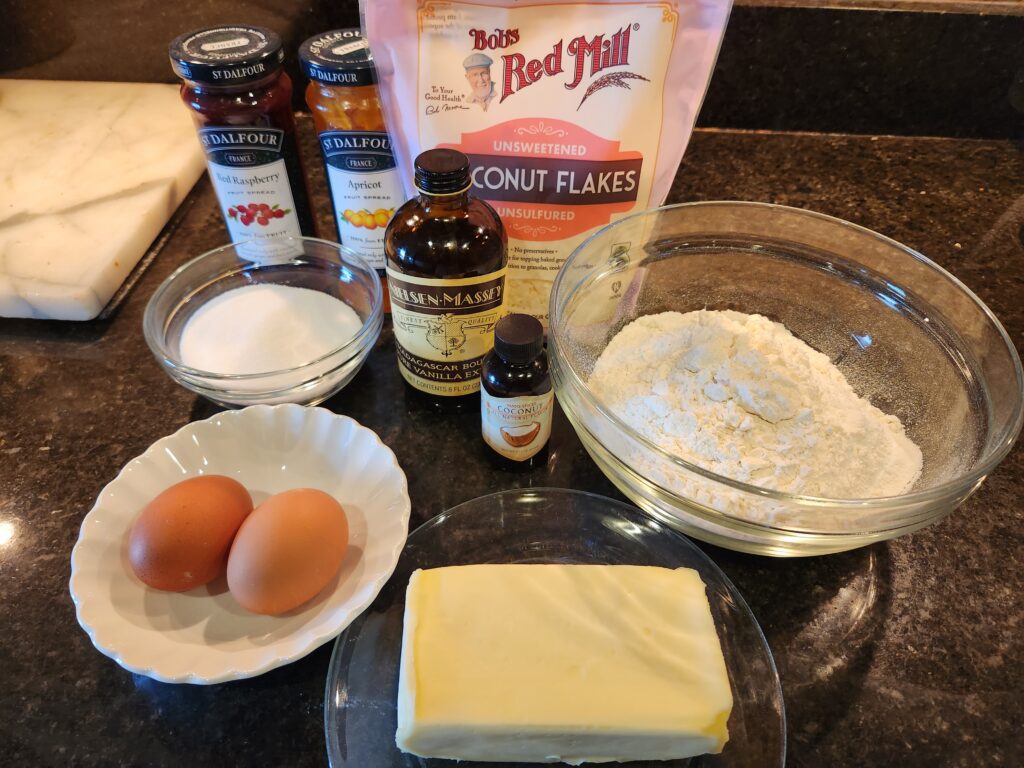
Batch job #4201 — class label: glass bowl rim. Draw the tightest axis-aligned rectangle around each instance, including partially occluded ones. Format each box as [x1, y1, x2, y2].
[548, 200, 1024, 508]
[143, 236, 383, 381]
[160, 335, 380, 401]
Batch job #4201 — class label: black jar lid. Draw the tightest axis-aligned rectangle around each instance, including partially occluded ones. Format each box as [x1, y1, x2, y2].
[169, 25, 284, 86]
[299, 28, 377, 87]
[494, 314, 545, 365]
[414, 149, 471, 195]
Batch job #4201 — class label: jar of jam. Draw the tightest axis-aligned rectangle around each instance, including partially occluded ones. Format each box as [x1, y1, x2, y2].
[169, 25, 316, 256]
[299, 29, 404, 274]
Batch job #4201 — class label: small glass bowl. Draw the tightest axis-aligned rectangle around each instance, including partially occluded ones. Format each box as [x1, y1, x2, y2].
[143, 237, 383, 407]
[549, 202, 1024, 557]
[324, 488, 786, 767]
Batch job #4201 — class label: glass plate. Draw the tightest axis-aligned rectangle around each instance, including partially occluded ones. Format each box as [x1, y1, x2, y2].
[324, 488, 786, 767]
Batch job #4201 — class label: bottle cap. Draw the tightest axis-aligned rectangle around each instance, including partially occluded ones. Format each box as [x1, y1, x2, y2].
[494, 314, 544, 365]
[414, 149, 471, 195]
[299, 28, 378, 87]
[169, 25, 284, 86]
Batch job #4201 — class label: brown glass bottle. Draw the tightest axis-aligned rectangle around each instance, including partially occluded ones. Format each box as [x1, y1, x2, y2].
[481, 314, 553, 469]
[384, 149, 508, 411]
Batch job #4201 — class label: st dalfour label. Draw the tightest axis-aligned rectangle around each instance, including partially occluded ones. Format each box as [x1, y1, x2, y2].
[482, 389, 553, 461]
[414, 2, 677, 320]
[199, 127, 303, 258]
[387, 267, 508, 396]
[319, 130, 405, 271]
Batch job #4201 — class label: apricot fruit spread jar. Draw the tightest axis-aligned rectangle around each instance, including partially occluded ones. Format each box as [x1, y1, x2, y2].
[300, 29, 404, 274]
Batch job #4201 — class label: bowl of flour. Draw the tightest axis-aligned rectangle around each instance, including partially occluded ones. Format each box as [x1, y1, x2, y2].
[144, 237, 383, 407]
[549, 202, 1023, 556]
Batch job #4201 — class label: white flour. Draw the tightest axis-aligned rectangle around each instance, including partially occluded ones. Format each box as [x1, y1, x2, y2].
[589, 310, 922, 499]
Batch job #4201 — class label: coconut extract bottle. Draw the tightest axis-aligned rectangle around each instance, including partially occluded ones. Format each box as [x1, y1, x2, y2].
[481, 314, 553, 467]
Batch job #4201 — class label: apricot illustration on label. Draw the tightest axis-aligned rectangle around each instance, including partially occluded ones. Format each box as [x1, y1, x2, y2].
[343, 207, 396, 230]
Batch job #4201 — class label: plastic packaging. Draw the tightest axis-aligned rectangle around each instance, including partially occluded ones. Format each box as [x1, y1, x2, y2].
[362, 0, 732, 321]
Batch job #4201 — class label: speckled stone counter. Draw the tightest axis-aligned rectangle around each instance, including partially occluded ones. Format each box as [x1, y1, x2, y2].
[1, 126, 1021, 766]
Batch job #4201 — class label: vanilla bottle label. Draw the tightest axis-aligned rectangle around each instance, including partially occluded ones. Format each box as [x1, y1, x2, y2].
[320, 131, 405, 270]
[199, 126, 303, 257]
[387, 268, 508, 396]
[482, 389, 553, 460]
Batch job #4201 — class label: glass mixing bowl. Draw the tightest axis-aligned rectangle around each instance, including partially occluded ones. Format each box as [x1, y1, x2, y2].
[144, 237, 382, 407]
[549, 202, 1023, 556]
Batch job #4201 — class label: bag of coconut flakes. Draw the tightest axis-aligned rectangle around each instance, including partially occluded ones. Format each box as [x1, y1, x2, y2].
[361, 0, 732, 322]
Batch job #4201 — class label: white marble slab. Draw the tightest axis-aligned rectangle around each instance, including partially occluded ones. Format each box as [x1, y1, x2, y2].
[0, 80, 205, 320]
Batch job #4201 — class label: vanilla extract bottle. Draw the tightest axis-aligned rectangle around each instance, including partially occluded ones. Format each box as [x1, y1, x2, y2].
[384, 149, 508, 410]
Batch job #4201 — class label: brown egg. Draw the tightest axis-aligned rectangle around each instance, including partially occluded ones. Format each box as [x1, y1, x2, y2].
[128, 475, 253, 591]
[227, 489, 349, 615]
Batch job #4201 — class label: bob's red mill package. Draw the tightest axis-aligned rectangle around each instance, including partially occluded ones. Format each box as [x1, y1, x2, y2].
[362, 0, 732, 322]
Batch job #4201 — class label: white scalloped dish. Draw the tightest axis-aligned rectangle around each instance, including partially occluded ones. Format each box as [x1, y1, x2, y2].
[69, 404, 411, 684]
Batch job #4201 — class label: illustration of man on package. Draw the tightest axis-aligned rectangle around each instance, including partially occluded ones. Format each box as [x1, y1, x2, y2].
[463, 52, 496, 111]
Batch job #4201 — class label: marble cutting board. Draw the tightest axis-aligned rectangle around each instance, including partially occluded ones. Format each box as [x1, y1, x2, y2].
[0, 80, 206, 320]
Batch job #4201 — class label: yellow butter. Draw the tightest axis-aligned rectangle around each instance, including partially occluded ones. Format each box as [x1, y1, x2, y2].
[396, 564, 733, 764]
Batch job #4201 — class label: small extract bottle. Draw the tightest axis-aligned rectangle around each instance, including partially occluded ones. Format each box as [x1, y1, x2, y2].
[385, 149, 508, 411]
[481, 314, 553, 467]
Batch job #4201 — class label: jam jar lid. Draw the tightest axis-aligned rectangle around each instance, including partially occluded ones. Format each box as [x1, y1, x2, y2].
[299, 28, 377, 87]
[169, 25, 285, 86]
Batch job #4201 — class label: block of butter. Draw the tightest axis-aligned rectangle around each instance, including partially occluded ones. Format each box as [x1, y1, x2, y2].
[396, 564, 733, 764]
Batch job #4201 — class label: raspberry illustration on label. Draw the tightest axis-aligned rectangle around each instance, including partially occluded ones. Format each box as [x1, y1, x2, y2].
[227, 203, 292, 227]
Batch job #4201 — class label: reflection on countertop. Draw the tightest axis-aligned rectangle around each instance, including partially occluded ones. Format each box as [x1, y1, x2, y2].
[0, 123, 1021, 767]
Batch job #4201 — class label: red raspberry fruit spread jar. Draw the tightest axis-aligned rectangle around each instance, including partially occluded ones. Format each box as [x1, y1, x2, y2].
[169, 25, 316, 257]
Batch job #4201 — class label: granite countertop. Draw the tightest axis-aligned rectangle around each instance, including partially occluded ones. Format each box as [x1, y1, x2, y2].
[1, 125, 1021, 767]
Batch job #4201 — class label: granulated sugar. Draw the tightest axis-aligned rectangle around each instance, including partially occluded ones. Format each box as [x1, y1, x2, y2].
[179, 284, 363, 375]
[588, 310, 922, 499]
